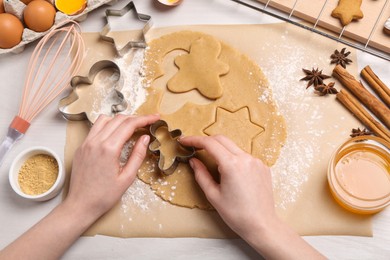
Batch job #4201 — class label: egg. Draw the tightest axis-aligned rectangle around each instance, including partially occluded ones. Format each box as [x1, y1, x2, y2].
[0, 0, 4, 14]
[24, 0, 56, 32]
[0, 13, 24, 49]
[21, 0, 36, 4]
[55, 0, 87, 16]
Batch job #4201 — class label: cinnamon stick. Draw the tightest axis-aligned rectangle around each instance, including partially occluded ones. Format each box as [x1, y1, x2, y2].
[333, 64, 390, 129]
[361, 65, 390, 107]
[336, 90, 390, 142]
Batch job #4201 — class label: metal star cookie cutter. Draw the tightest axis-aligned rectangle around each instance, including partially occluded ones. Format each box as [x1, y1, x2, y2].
[100, 1, 152, 56]
[58, 60, 127, 124]
[149, 120, 195, 175]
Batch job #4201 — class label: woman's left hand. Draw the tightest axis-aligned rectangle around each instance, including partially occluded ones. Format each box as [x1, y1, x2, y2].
[65, 114, 160, 219]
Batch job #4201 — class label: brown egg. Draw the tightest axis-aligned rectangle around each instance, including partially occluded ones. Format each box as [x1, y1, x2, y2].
[21, 0, 36, 4]
[0, 13, 24, 49]
[0, 0, 4, 14]
[24, 0, 56, 32]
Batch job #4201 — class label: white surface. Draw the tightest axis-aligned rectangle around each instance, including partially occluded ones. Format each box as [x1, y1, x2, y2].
[0, 0, 389, 259]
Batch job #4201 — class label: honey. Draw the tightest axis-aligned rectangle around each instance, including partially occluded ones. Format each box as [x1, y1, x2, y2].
[328, 136, 390, 214]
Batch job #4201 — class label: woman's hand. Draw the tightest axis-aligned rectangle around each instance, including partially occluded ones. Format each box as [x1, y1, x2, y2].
[65, 114, 160, 219]
[180, 135, 325, 259]
[180, 135, 275, 237]
[0, 114, 160, 260]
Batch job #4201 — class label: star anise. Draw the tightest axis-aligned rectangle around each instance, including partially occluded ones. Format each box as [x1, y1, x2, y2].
[300, 68, 331, 89]
[350, 127, 373, 138]
[314, 82, 338, 96]
[330, 48, 352, 68]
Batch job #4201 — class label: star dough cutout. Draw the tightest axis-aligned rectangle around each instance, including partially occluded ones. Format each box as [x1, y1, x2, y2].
[100, 1, 152, 56]
[149, 120, 195, 175]
[167, 37, 229, 99]
[331, 0, 363, 26]
[203, 107, 264, 153]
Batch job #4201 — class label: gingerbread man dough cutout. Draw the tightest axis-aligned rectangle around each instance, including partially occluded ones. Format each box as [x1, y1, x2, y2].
[167, 37, 229, 99]
[331, 0, 363, 26]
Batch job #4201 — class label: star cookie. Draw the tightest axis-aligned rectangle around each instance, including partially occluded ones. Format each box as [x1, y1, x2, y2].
[331, 0, 363, 26]
[203, 107, 264, 153]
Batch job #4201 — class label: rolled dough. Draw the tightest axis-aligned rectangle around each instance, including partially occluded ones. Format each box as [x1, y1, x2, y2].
[136, 31, 286, 209]
[64, 24, 373, 238]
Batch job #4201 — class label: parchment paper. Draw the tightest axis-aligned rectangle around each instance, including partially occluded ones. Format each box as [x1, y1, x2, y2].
[64, 23, 372, 238]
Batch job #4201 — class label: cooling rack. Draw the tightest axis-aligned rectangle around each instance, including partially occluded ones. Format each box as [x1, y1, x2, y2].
[231, 0, 390, 61]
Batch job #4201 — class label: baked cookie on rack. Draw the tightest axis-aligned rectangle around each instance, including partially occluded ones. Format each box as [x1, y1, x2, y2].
[384, 17, 390, 35]
[331, 0, 363, 26]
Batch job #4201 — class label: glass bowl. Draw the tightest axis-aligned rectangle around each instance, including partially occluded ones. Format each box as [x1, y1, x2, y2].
[327, 136, 390, 214]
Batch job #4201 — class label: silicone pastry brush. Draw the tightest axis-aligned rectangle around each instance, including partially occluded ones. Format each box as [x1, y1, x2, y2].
[0, 21, 84, 167]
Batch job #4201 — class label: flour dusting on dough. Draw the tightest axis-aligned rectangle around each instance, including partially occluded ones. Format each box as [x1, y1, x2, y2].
[120, 142, 165, 234]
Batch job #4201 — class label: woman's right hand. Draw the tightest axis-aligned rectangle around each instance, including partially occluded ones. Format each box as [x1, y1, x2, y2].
[180, 135, 325, 260]
[179, 135, 276, 238]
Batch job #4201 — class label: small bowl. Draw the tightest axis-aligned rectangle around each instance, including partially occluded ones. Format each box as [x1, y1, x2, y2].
[9, 146, 65, 201]
[327, 136, 390, 214]
[157, 0, 183, 6]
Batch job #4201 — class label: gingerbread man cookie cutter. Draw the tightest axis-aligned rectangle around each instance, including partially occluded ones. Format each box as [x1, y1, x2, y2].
[149, 120, 195, 175]
[58, 60, 127, 123]
[100, 1, 152, 56]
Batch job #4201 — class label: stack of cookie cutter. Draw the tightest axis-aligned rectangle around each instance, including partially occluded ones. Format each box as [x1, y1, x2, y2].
[149, 120, 196, 175]
[59, 2, 153, 122]
[58, 60, 127, 123]
[100, 1, 153, 56]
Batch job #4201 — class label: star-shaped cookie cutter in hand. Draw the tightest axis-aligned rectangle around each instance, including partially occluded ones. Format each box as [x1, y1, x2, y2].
[100, 1, 152, 56]
[149, 120, 196, 175]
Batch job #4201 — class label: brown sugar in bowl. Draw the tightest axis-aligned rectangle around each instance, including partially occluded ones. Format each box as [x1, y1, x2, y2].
[9, 146, 65, 201]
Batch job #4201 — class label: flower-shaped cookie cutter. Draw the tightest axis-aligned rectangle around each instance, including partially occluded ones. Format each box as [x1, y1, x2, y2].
[149, 120, 195, 175]
[100, 1, 152, 56]
[58, 60, 127, 123]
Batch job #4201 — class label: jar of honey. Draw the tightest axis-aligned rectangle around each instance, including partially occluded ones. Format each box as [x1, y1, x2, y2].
[328, 136, 390, 214]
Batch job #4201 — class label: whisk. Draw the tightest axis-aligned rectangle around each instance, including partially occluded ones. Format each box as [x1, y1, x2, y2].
[0, 21, 85, 166]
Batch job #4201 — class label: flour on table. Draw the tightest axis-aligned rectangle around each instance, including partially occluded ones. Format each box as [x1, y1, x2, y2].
[258, 29, 330, 209]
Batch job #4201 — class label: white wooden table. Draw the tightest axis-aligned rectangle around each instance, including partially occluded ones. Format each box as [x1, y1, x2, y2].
[0, 0, 389, 259]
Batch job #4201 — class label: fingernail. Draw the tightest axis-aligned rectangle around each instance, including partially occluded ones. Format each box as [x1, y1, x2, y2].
[143, 135, 150, 146]
[189, 158, 194, 168]
[178, 136, 186, 143]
